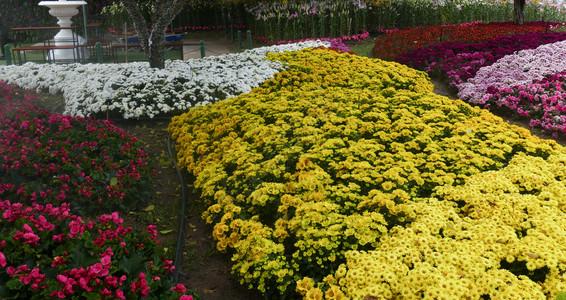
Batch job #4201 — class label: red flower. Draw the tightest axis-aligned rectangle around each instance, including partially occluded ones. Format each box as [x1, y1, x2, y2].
[171, 283, 187, 294]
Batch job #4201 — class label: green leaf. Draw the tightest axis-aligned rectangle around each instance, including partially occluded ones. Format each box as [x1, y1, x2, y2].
[6, 279, 24, 290]
[159, 229, 173, 234]
[143, 204, 155, 211]
[85, 293, 100, 300]
[68, 246, 96, 268]
[119, 253, 145, 276]
[110, 177, 118, 187]
[557, 292, 566, 300]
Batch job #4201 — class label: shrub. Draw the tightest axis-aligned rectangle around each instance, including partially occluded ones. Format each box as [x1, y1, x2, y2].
[458, 40, 566, 105]
[483, 71, 566, 136]
[395, 31, 566, 87]
[0, 41, 329, 120]
[318, 151, 566, 299]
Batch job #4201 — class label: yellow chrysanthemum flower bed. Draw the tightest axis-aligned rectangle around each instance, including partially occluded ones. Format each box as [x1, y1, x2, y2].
[326, 153, 566, 300]
[168, 48, 565, 298]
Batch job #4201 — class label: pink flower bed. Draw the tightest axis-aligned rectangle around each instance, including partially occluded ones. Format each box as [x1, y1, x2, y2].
[0, 81, 154, 215]
[483, 71, 566, 136]
[0, 82, 196, 299]
[0, 200, 194, 299]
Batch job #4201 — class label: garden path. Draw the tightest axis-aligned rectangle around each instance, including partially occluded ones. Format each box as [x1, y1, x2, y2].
[182, 34, 233, 59]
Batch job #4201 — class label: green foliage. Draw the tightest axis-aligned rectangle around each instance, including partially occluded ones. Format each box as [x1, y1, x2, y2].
[101, 1, 155, 30]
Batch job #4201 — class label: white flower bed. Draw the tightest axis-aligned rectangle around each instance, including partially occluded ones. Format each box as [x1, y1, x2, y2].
[0, 41, 329, 119]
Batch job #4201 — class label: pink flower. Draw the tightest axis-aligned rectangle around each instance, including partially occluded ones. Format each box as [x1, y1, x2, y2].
[23, 223, 33, 233]
[57, 274, 68, 283]
[101, 255, 111, 266]
[0, 251, 6, 267]
[105, 276, 118, 288]
[90, 263, 104, 274]
[171, 283, 187, 294]
[119, 275, 127, 286]
[180, 296, 194, 300]
[131, 272, 150, 297]
[20, 121, 30, 130]
[116, 289, 126, 299]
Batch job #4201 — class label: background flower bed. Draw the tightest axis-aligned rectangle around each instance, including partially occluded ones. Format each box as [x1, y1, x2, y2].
[386, 22, 566, 138]
[371, 21, 564, 61]
[169, 47, 566, 299]
[395, 31, 566, 86]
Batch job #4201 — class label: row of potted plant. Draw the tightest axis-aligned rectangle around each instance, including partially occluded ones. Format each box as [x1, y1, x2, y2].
[245, 0, 369, 41]
[458, 40, 566, 136]
[314, 150, 566, 299]
[483, 71, 566, 135]
[0, 82, 196, 299]
[0, 199, 194, 299]
[458, 40, 566, 104]
[107, 25, 248, 36]
[168, 46, 563, 298]
[242, 0, 566, 43]
[0, 41, 328, 120]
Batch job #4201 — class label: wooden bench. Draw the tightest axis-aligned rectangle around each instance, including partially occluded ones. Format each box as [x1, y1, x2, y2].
[9, 25, 111, 64]
[11, 45, 87, 64]
[10, 26, 84, 64]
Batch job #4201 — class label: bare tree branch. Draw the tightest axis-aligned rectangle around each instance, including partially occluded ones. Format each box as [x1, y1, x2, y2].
[120, 0, 190, 68]
[121, 0, 151, 58]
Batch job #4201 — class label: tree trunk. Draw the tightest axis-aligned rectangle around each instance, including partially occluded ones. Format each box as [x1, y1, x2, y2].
[514, 0, 526, 25]
[149, 31, 166, 68]
[121, 0, 188, 69]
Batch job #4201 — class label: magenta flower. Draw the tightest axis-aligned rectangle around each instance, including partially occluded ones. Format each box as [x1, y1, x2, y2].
[171, 283, 187, 294]
[0, 251, 6, 267]
[101, 255, 111, 266]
